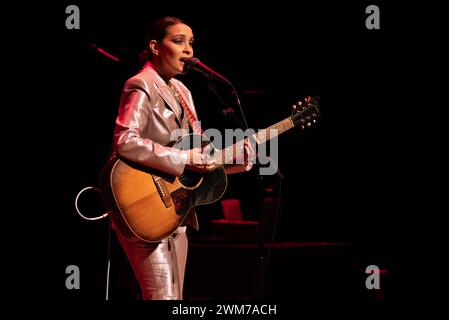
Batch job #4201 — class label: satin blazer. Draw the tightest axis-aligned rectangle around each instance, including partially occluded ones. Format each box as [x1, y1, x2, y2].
[113, 61, 199, 230]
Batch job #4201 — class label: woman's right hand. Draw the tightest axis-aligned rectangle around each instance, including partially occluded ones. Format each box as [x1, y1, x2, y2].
[185, 147, 219, 173]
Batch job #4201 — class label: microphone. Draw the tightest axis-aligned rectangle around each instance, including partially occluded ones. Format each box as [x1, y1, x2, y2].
[88, 43, 121, 62]
[182, 57, 230, 84]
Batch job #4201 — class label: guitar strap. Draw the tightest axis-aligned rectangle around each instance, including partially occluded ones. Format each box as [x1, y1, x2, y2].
[169, 81, 203, 135]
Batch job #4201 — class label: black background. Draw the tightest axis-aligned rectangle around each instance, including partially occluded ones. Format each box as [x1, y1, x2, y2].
[4, 1, 447, 301]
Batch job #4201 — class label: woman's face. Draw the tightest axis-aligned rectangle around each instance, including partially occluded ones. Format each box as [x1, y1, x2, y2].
[155, 23, 194, 79]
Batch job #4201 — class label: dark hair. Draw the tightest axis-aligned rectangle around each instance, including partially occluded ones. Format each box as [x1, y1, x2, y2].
[140, 16, 186, 63]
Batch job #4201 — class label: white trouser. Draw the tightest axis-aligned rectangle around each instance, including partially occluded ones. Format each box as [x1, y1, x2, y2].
[115, 226, 188, 300]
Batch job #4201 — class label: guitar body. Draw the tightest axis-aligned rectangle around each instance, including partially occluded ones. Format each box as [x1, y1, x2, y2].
[100, 134, 227, 242]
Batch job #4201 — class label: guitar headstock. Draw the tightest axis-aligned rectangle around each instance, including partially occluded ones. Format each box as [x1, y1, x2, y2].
[290, 96, 321, 130]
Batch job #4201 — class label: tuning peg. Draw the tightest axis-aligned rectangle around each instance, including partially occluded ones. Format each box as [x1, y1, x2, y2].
[307, 122, 312, 127]
[291, 104, 297, 111]
[312, 119, 317, 123]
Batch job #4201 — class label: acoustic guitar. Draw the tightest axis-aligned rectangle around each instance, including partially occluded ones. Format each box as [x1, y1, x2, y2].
[100, 96, 320, 242]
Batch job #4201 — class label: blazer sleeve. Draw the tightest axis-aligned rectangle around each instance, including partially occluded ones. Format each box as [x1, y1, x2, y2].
[113, 77, 187, 176]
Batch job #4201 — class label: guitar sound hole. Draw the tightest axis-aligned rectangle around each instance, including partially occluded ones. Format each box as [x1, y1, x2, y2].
[179, 171, 203, 188]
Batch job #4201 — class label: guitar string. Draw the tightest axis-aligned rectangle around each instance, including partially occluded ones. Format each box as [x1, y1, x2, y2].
[211, 118, 294, 165]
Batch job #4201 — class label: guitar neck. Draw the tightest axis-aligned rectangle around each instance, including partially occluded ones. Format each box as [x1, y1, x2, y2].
[253, 117, 295, 144]
[214, 117, 294, 164]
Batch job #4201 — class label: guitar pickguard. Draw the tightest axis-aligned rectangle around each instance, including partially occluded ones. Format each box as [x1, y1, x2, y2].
[171, 188, 191, 215]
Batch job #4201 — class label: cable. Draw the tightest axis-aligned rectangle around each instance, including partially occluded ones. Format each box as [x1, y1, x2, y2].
[105, 217, 112, 300]
[74, 186, 110, 221]
[75, 185, 112, 299]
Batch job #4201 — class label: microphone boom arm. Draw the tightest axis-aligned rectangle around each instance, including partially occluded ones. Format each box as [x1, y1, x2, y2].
[183, 57, 249, 130]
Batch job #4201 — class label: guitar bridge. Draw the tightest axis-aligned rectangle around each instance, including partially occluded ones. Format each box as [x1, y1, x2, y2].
[153, 176, 173, 208]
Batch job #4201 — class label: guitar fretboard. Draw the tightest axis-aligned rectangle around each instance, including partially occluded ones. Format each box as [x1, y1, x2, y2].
[212, 117, 294, 165]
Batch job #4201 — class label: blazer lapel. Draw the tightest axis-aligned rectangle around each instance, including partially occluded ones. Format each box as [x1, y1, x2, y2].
[144, 63, 183, 126]
[154, 82, 184, 126]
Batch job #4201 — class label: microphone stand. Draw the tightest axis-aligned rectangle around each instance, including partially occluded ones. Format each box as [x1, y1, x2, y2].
[256, 156, 265, 299]
[206, 82, 244, 128]
[206, 79, 266, 299]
